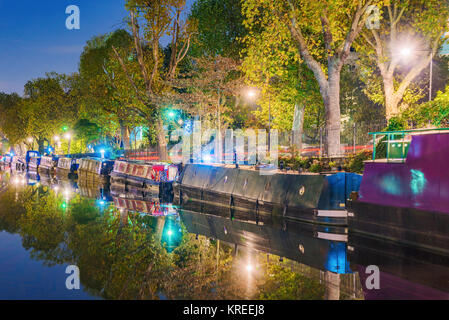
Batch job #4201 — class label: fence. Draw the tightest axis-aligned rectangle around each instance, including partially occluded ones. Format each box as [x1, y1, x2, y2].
[124, 120, 388, 163]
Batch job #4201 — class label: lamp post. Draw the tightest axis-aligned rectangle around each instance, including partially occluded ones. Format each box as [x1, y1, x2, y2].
[429, 57, 433, 101]
[245, 87, 272, 152]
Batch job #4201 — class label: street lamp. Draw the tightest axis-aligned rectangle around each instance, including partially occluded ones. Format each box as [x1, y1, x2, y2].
[244, 86, 272, 151]
[400, 47, 412, 58]
[64, 132, 72, 154]
[246, 88, 258, 100]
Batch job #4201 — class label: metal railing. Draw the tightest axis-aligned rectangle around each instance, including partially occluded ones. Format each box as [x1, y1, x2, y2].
[369, 127, 449, 162]
[122, 121, 390, 163]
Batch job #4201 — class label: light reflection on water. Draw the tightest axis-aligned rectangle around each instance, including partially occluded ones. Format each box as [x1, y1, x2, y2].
[0, 170, 447, 300]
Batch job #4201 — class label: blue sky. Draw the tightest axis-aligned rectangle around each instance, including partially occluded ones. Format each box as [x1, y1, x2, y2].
[0, 0, 193, 95]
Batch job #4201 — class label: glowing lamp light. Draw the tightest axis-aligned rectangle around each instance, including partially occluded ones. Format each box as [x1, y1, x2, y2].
[400, 47, 412, 57]
[246, 264, 254, 273]
[100, 149, 105, 159]
[167, 230, 173, 236]
[54, 135, 60, 141]
[203, 155, 212, 163]
[98, 200, 106, 207]
[168, 110, 176, 119]
[63, 189, 72, 199]
[27, 137, 33, 143]
[64, 133, 72, 140]
[246, 88, 258, 100]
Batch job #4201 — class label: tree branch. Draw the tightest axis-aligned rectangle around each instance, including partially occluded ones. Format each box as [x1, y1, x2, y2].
[130, 11, 152, 96]
[284, 0, 328, 91]
[111, 45, 149, 109]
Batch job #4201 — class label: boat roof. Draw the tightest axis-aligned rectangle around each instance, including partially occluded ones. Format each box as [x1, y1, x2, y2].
[369, 127, 449, 136]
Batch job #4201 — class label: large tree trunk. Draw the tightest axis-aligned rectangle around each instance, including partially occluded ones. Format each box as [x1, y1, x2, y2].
[120, 121, 131, 150]
[383, 76, 400, 120]
[324, 73, 342, 156]
[156, 115, 169, 162]
[37, 138, 45, 154]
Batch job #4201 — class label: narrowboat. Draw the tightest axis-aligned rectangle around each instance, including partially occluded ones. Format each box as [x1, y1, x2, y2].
[348, 128, 449, 255]
[77, 158, 114, 184]
[39, 155, 58, 175]
[27, 152, 41, 173]
[11, 155, 26, 172]
[55, 157, 79, 179]
[0, 154, 13, 170]
[110, 160, 178, 200]
[174, 164, 362, 226]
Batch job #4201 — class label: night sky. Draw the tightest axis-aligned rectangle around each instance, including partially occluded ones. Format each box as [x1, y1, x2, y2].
[1, 1, 446, 95]
[0, 0, 194, 95]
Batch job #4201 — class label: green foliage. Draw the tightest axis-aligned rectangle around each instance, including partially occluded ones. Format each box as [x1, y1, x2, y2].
[18, 73, 79, 152]
[399, 86, 449, 128]
[279, 156, 313, 171]
[0, 92, 23, 145]
[79, 29, 145, 143]
[73, 119, 101, 145]
[343, 150, 372, 174]
[309, 162, 323, 173]
[189, 0, 246, 59]
[259, 264, 325, 300]
[241, 0, 325, 132]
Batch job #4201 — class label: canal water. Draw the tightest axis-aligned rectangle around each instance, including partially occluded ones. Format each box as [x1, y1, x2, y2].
[0, 171, 447, 300]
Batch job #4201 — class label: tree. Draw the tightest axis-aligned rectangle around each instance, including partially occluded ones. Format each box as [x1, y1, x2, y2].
[189, 0, 247, 59]
[0, 92, 23, 147]
[357, 0, 449, 119]
[9, 73, 79, 153]
[393, 84, 449, 128]
[242, 0, 383, 156]
[241, 7, 325, 151]
[111, 0, 194, 161]
[172, 56, 244, 132]
[79, 30, 146, 150]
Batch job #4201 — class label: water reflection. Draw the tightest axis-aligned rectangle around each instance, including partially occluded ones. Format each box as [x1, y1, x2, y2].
[0, 170, 447, 300]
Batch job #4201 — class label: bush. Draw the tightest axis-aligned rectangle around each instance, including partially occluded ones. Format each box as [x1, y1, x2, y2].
[343, 150, 372, 174]
[309, 162, 323, 173]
